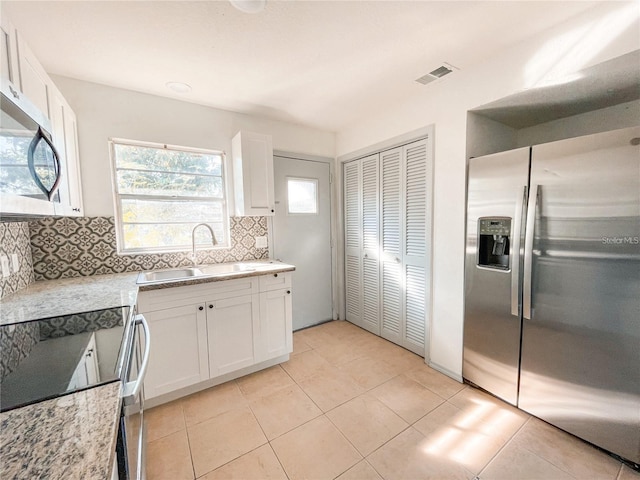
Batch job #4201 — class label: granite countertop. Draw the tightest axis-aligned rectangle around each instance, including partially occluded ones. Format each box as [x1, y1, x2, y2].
[136, 259, 296, 291]
[0, 382, 122, 480]
[0, 272, 139, 325]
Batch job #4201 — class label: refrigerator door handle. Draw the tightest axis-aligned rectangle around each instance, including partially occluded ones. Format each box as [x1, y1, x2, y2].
[511, 186, 527, 316]
[523, 184, 540, 320]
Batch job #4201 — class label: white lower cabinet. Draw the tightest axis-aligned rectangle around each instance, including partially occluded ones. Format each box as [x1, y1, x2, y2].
[138, 272, 293, 402]
[259, 288, 293, 360]
[207, 294, 260, 377]
[142, 304, 209, 399]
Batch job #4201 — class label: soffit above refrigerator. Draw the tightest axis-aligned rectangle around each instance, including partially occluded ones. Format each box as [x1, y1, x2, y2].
[471, 50, 640, 129]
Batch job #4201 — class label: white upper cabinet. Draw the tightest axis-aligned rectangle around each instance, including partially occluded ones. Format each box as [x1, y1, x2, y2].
[0, 14, 19, 85]
[50, 88, 84, 216]
[232, 131, 275, 216]
[16, 32, 50, 119]
[0, 8, 84, 218]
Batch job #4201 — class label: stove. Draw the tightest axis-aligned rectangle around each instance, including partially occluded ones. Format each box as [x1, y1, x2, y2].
[0, 305, 131, 412]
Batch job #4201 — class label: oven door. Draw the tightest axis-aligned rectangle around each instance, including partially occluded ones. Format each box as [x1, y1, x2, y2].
[118, 314, 150, 480]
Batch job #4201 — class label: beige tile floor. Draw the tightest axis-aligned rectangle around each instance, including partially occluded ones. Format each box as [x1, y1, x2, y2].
[145, 320, 638, 480]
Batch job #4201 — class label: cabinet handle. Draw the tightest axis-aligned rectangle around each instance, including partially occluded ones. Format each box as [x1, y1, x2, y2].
[287, 290, 291, 294]
[72, 207, 80, 212]
[86, 348, 93, 357]
[274, 273, 278, 278]
[198, 306, 204, 311]
[209, 304, 214, 309]
[271, 209, 275, 213]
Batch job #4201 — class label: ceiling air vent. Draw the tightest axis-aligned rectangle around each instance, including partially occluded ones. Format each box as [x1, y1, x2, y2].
[415, 63, 458, 85]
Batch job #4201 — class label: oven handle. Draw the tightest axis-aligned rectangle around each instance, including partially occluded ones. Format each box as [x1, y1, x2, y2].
[122, 314, 150, 403]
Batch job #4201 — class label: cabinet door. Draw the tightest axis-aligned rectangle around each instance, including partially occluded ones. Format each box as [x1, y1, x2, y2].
[50, 89, 83, 216]
[142, 304, 209, 399]
[380, 147, 403, 345]
[16, 32, 50, 118]
[258, 288, 292, 361]
[343, 159, 362, 327]
[232, 131, 275, 216]
[0, 13, 19, 85]
[207, 294, 260, 376]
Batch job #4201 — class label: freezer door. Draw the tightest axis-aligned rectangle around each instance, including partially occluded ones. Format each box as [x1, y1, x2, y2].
[519, 126, 640, 463]
[463, 147, 530, 405]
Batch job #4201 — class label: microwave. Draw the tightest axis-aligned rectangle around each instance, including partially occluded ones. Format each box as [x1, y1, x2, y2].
[0, 79, 62, 217]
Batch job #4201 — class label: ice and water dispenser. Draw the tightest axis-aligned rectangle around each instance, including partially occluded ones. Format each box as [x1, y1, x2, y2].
[477, 218, 511, 270]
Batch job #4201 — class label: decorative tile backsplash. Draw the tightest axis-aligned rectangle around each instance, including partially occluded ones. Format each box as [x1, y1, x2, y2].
[29, 216, 269, 281]
[0, 222, 35, 300]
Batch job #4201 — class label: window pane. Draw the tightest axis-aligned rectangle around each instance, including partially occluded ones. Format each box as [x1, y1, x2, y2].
[287, 178, 318, 214]
[112, 139, 229, 253]
[114, 144, 222, 175]
[121, 199, 223, 224]
[123, 222, 225, 250]
[117, 170, 223, 197]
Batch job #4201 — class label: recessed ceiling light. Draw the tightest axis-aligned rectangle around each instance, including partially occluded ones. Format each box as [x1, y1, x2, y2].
[166, 82, 192, 94]
[229, 0, 266, 14]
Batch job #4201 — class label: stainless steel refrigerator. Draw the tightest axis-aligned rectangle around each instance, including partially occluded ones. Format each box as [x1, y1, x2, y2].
[463, 126, 640, 464]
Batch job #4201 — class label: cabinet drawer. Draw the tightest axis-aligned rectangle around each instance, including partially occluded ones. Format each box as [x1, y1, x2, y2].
[259, 271, 292, 292]
[138, 277, 258, 312]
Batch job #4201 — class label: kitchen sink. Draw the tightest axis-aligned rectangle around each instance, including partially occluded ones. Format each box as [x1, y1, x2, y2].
[137, 268, 203, 283]
[136, 261, 267, 285]
[199, 263, 255, 275]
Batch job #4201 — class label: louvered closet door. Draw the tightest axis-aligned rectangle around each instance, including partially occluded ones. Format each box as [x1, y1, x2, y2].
[344, 160, 362, 327]
[402, 139, 430, 355]
[380, 147, 403, 345]
[360, 154, 381, 335]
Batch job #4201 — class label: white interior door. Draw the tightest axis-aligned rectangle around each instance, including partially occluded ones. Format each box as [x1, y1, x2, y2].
[273, 156, 333, 330]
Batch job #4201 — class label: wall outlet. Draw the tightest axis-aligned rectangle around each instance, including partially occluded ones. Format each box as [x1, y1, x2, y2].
[255, 236, 268, 249]
[11, 253, 19, 273]
[1, 255, 10, 278]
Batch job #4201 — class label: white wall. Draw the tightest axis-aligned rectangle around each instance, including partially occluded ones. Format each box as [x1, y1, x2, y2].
[52, 75, 336, 217]
[335, 2, 640, 380]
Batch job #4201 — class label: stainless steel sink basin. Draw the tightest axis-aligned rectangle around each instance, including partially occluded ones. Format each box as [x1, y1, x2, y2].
[137, 268, 202, 283]
[199, 263, 255, 275]
[136, 261, 268, 285]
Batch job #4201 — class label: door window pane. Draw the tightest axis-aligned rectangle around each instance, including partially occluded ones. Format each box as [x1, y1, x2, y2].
[287, 177, 318, 214]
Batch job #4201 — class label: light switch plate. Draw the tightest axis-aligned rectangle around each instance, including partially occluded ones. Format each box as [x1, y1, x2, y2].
[11, 253, 19, 273]
[1, 255, 10, 278]
[255, 236, 268, 248]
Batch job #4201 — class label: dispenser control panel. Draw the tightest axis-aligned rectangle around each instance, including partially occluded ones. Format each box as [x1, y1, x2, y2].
[477, 217, 511, 271]
[479, 218, 511, 236]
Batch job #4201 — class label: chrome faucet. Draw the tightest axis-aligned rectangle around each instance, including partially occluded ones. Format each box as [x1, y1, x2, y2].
[191, 223, 218, 265]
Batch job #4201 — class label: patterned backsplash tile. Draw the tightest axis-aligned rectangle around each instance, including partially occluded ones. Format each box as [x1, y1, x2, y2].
[0, 223, 35, 300]
[29, 216, 269, 281]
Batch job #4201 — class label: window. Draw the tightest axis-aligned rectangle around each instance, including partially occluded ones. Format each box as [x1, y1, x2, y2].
[110, 139, 228, 253]
[287, 177, 318, 214]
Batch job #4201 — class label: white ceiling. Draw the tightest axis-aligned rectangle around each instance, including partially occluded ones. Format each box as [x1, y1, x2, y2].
[4, 1, 604, 132]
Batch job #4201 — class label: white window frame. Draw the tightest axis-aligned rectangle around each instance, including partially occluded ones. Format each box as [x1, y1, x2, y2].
[109, 138, 230, 255]
[286, 176, 319, 216]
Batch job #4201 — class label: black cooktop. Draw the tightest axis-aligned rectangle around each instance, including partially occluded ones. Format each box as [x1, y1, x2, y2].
[0, 306, 130, 412]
